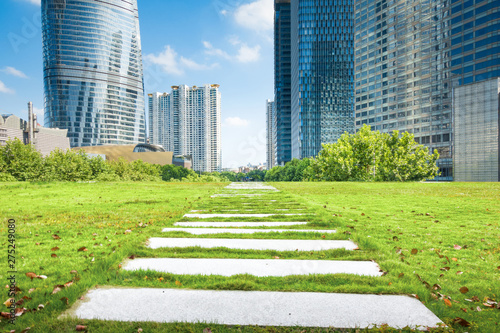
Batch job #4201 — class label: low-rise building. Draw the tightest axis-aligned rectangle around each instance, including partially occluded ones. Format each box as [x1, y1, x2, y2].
[0, 102, 70, 155]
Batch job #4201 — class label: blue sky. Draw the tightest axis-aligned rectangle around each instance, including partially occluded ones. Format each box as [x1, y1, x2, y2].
[0, 0, 274, 168]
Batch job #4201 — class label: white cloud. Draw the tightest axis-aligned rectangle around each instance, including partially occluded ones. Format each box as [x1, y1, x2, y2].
[33, 106, 44, 124]
[234, 0, 273, 33]
[236, 43, 261, 63]
[221, 9, 228, 16]
[145, 45, 183, 76]
[203, 41, 231, 60]
[0, 80, 15, 94]
[145, 45, 216, 76]
[1, 66, 28, 79]
[16, 0, 41, 5]
[204, 39, 261, 63]
[224, 117, 249, 127]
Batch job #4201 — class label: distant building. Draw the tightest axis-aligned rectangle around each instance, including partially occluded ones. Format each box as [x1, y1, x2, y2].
[148, 85, 221, 172]
[42, 0, 146, 147]
[266, 100, 276, 169]
[0, 102, 70, 155]
[453, 78, 499, 181]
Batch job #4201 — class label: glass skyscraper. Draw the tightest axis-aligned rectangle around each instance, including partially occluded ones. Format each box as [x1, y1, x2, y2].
[42, 0, 146, 148]
[353, 0, 453, 180]
[274, 0, 293, 165]
[290, 0, 355, 159]
[450, 0, 500, 86]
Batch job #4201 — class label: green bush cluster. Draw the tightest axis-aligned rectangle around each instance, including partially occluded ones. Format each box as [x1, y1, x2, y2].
[266, 125, 439, 182]
[264, 158, 311, 182]
[0, 138, 190, 182]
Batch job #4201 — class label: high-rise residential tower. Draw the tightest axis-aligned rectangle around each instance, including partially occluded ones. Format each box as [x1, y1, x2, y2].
[42, 0, 146, 147]
[290, 0, 355, 159]
[274, 0, 292, 165]
[266, 99, 276, 169]
[148, 85, 221, 173]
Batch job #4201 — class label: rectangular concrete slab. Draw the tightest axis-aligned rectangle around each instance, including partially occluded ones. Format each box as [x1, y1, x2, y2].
[147, 238, 358, 251]
[122, 258, 382, 277]
[63, 288, 443, 329]
[183, 213, 307, 218]
[174, 222, 309, 227]
[211, 194, 263, 197]
[161, 228, 336, 235]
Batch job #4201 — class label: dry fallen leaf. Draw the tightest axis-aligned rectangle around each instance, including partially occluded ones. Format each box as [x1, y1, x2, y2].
[444, 298, 452, 307]
[52, 234, 61, 240]
[60, 297, 69, 305]
[77, 247, 87, 252]
[0, 312, 10, 318]
[70, 270, 78, 274]
[51, 254, 58, 258]
[26, 272, 37, 280]
[76, 325, 87, 331]
[175, 281, 182, 286]
[460, 286, 469, 294]
[453, 317, 471, 327]
[411, 248, 418, 255]
[454, 245, 462, 250]
[3, 298, 14, 307]
[51, 247, 60, 251]
[51, 286, 63, 295]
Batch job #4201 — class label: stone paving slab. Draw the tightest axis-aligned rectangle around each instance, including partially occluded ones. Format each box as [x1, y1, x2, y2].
[183, 213, 307, 218]
[161, 228, 336, 235]
[174, 222, 309, 227]
[211, 194, 264, 197]
[122, 258, 381, 277]
[147, 238, 358, 251]
[225, 182, 276, 190]
[63, 288, 443, 329]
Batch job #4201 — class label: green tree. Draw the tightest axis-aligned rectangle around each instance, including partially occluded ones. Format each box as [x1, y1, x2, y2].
[44, 149, 93, 181]
[377, 131, 439, 181]
[0, 138, 45, 181]
[308, 125, 439, 182]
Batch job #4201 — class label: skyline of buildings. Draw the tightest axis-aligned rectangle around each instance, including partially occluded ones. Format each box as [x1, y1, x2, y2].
[267, 0, 500, 181]
[42, 0, 146, 148]
[148, 84, 222, 173]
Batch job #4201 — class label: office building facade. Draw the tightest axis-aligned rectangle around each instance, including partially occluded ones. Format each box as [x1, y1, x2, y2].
[148, 85, 221, 173]
[353, 0, 453, 180]
[275, 0, 293, 165]
[42, 0, 146, 148]
[290, 0, 355, 159]
[266, 99, 276, 169]
[453, 78, 499, 181]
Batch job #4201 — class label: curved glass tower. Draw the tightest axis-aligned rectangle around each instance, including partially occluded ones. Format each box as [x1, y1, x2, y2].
[42, 0, 146, 147]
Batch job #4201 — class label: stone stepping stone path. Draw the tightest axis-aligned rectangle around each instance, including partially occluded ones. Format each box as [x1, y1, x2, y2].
[65, 288, 443, 329]
[162, 227, 337, 234]
[65, 182, 444, 329]
[147, 237, 358, 251]
[122, 258, 382, 277]
[174, 221, 309, 227]
[183, 213, 307, 218]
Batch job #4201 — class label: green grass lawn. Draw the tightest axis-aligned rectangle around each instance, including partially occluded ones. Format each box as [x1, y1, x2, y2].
[0, 181, 499, 333]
